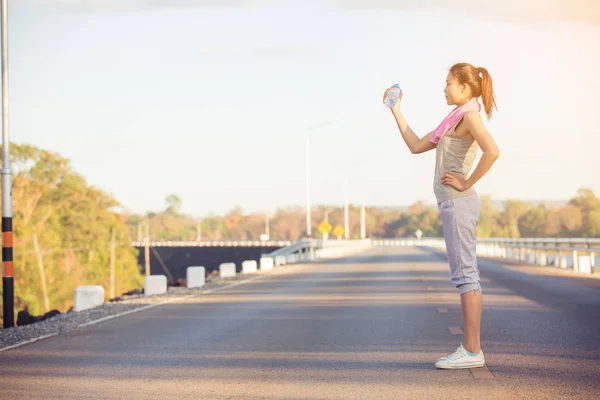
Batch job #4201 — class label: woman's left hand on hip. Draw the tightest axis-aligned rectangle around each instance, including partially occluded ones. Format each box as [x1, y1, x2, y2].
[442, 171, 470, 192]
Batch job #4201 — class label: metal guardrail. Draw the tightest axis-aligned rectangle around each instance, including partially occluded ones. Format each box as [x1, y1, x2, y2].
[373, 237, 600, 250]
[263, 238, 374, 265]
[131, 240, 292, 247]
[372, 237, 598, 274]
[476, 237, 600, 252]
[262, 238, 322, 265]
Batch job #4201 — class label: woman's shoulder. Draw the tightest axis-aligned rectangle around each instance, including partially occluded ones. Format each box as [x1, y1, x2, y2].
[463, 110, 483, 125]
[459, 110, 484, 137]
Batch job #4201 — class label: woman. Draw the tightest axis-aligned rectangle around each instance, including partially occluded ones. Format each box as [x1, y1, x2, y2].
[383, 63, 500, 369]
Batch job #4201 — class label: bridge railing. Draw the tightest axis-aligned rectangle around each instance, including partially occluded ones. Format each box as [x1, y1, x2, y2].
[131, 240, 292, 247]
[262, 238, 374, 266]
[373, 237, 599, 274]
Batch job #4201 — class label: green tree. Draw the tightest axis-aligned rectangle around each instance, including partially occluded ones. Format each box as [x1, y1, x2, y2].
[497, 200, 530, 238]
[0, 144, 143, 319]
[477, 195, 500, 238]
[545, 204, 583, 237]
[568, 188, 600, 237]
[165, 194, 182, 214]
[519, 205, 547, 237]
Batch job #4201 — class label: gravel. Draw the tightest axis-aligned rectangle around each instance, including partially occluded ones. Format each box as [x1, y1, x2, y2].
[0, 272, 265, 351]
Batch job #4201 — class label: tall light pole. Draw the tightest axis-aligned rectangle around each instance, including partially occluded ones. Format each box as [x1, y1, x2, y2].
[265, 214, 270, 238]
[360, 205, 366, 239]
[344, 179, 349, 239]
[1, 0, 13, 328]
[305, 121, 331, 237]
[323, 209, 329, 241]
[305, 135, 310, 237]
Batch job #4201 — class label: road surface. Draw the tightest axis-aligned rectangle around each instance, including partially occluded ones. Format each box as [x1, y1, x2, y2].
[1, 246, 599, 399]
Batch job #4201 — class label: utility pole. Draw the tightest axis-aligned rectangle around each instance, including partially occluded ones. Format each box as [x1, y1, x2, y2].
[344, 180, 349, 239]
[33, 232, 50, 313]
[265, 214, 270, 238]
[360, 205, 366, 239]
[305, 121, 331, 237]
[305, 135, 311, 237]
[1, 0, 14, 328]
[323, 210, 329, 241]
[109, 227, 116, 298]
[144, 221, 150, 276]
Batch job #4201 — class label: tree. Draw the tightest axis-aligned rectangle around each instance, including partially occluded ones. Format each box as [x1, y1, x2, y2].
[165, 194, 182, 214]
[519, 205, 547, 237]
[125, 189, 600, 244]
[545, 204, 583, 237]
[568, 188, 600, 237]
[497, 200, 530, 238]
[477, 195, 500, 238]
[0, 144, 143, 319]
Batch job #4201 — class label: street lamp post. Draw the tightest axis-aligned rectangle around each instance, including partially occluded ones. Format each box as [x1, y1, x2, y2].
[344, 179, 349, 239]
[360, 205, 366, 239]
[305, 121, 331, 237]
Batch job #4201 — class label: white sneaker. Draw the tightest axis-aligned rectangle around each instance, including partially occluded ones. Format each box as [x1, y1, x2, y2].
[435, 344, 485, 369]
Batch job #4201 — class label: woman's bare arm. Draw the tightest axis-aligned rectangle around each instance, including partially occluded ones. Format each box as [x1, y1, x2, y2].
[463, 110, 500, 188]
[383, 88, 436, 154]
[390, 108, 437, 154]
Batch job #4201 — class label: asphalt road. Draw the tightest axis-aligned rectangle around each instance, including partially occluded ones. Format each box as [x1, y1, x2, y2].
[1, 246, 599, 400]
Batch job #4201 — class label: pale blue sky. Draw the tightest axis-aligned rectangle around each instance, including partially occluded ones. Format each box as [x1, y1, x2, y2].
[8, 0, 600, 217]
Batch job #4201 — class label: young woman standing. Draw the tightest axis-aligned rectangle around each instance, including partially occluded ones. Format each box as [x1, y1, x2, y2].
[384, 63, 500, 369]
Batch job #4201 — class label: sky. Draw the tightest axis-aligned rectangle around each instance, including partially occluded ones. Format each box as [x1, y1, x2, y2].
[6, 0, 600, 217]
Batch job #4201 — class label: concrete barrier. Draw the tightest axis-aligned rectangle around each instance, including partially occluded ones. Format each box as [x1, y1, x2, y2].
[526, 253, 536, 264]
[186, 266, 206, 288]
[578, 255, 592, 274]
[275, 255, 286, 266]
[260, 257, 274, 271]
[286, 254, 299, 264]
[537, 252, 548, 266]
[556, 255, 568, 268]
[74, 285, 105, 312]
[219, 262, 236, 278]
[242, 260, 258, 274]
[145, 275, 167, 296]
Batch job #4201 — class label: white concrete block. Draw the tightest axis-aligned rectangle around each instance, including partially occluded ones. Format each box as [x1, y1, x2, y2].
[74, 285, 105, 312]
[242, 260, 258, 274]
[275, 255, 286, 266]
[557, 255, 568, 268]
[526, 252, 536, 264]
[537, 253, 548, 266]
[578, 256, 592, 274]
[145, 275, 167, 296]
[186, 266, 206, 288]
[219, 262, 236, 278]
[260, 257, 273, 271]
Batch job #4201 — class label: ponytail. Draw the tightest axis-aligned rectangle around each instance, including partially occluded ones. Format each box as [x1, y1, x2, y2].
[450, 63, 498, 120]
[477, 67, 497, 120]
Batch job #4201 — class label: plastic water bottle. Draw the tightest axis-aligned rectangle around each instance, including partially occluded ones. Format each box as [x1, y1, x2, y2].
[384, 83, 400, 108]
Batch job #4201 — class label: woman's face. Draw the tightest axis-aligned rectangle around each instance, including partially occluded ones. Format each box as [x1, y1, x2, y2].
[444, 72, 468, 106]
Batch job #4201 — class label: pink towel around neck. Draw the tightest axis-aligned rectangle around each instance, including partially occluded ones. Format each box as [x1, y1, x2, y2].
[429, 97, 481, 144]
